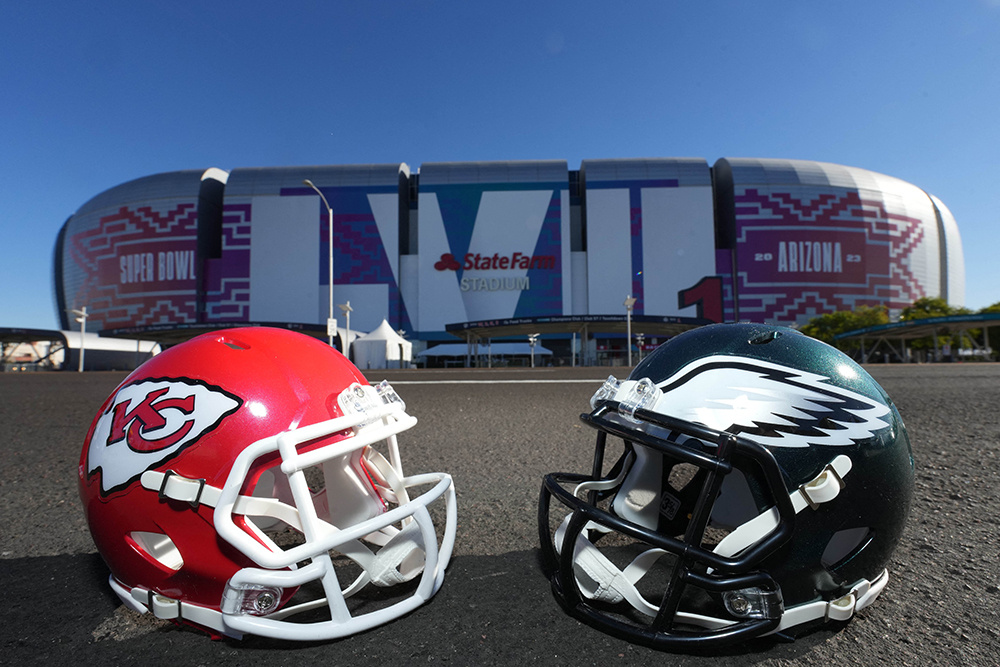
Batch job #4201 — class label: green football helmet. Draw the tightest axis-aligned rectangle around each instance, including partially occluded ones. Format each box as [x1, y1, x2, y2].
[539, 323, 914, 650]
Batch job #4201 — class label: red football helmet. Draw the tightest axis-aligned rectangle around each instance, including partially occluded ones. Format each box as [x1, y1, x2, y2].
[79, 327, 456, 640]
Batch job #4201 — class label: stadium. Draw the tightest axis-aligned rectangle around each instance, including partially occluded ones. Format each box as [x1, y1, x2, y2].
[51, 157, 965, 365]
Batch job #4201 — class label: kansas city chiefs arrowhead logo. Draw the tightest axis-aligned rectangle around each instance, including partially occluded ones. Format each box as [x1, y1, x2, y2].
[87, 377, 243, 495]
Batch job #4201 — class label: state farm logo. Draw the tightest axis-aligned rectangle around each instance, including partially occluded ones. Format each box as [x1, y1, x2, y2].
[434, 254, 461, 271]
[86, 377, 242, 495]
[434, 252, 555, 271]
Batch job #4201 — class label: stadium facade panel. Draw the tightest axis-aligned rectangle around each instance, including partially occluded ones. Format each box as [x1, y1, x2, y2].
[206, 164, 409, 334]
[927, 193, 965, 306]
[712, 158, 960, 323]
[54, 158, 965, 340]
[415, 160, 570, 336]
[59, 169, 205, 332]
[580, 158, 716, 319]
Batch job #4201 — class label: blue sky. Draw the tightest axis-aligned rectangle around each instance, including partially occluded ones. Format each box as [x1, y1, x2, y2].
[3, 1, 999, 330]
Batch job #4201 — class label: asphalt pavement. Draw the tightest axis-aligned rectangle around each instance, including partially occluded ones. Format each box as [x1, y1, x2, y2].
[1, 364, 998, 666]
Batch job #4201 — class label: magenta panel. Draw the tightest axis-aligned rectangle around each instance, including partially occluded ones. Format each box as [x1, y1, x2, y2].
[66, 203, 199, 329]
[731, 188, 928, 323]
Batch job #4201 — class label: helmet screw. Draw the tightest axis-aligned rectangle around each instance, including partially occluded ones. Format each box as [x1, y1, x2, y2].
[354, 386, 365, 397]
[255, 591, 276, 612]
[729, 594, 749, 615]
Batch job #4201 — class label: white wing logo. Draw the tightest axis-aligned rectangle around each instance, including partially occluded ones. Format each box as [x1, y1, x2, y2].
[87, 378, 242, 494]
[650, 355, 891, 448]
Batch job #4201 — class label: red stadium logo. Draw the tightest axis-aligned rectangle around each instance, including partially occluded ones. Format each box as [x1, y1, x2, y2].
[434, 252, 555, 271]
[434, 253, 461, 271]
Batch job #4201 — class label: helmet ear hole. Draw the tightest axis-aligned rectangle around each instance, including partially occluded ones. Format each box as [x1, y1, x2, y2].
[128, 531, 184, 572]
[821, 527, 874, 570]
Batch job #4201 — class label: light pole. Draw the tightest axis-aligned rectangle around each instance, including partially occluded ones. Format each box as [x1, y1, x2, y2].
[303, 179, 336, 348]
[69, 306, 88, 372]
[338, 301, 353, 360]
[528, 333, 539, 368]
[397, 328, 407, 369]
[624, 295, 636, 366]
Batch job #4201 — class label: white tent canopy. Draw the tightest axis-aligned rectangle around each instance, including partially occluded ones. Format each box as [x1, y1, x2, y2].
[351, 320, 412, 369]
[335, 327, 362, 357]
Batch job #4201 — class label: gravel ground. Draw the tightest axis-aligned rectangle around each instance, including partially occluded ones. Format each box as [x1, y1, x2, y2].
[1, 363, 997, 666]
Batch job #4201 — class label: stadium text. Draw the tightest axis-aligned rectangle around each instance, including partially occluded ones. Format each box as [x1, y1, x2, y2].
[120, 250, 197, 284]
[768, 241, 855, 273]
[461, 277, 530, 292]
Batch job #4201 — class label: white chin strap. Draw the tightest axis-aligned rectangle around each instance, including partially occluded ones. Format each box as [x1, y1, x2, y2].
[365, 520, 427, 586]
[555, 453, 888, 633]
[352, 447, 426, 586]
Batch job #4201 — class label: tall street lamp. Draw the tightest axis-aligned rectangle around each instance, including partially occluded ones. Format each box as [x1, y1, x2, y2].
[397, 328, 407, 369]
[303, 179, 336, 348]
[624, 295, 637, 367]
[338, 301, 353, 360]
[528, 333, 539, 368]
[69, 306, 88, 372]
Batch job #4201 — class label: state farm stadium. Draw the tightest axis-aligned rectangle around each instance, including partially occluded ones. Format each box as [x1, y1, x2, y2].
[52, 157, 965, 363]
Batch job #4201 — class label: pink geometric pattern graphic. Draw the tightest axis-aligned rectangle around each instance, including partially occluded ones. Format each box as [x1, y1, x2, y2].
[726, 188, 928, 324]
[67, 203, 199, 330]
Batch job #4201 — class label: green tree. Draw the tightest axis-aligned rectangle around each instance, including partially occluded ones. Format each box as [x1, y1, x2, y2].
[800, 305, 888, 351]
[898, 297, 971, 353]
[899, 296, 961, 321]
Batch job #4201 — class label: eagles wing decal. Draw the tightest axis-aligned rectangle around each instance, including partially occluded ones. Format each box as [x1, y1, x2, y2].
[652, 355, 891, 448]
[87, 377, 242, 494]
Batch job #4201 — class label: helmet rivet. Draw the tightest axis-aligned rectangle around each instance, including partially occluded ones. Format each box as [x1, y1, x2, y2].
[354, 386, 365, 397]
[729, 594, 749, 615]
[750, 331, 781, 345]
[255, 591, 276, 612]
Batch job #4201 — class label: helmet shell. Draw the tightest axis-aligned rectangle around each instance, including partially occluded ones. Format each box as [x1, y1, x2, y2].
[79, 327, 367, 610]
[630, 323, 914, 604]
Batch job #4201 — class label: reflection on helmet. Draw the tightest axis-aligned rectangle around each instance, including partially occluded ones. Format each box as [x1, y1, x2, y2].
[79, 327, 457, 641]
[539, 323, 914, 650]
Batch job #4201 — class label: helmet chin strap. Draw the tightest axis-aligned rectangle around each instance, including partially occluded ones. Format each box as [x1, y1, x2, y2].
[554, 453, 880, 632]
[364, 520, 427, 586]
[554, 517, 737, 630]
[552, 458, 733, 629]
